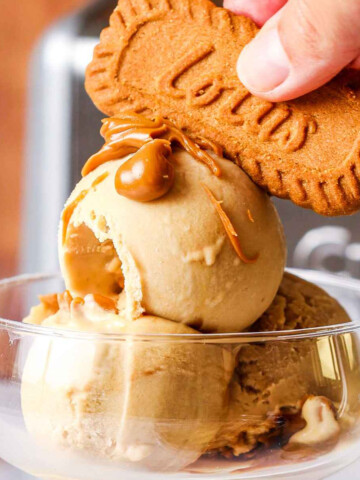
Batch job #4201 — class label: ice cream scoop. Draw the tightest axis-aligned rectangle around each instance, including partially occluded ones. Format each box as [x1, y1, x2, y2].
[210, 273, 354, 456]
[22, 296, 234, 471]
[59, 115, 286, 333]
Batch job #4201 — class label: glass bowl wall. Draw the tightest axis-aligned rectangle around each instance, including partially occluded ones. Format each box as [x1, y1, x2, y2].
[0, 271, 360, 480]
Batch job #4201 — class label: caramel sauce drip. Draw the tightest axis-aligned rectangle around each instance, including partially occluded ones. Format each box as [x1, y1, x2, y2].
[91, 293, 118, 312]
[47, 290, 118, 314]
[61, 172, 109, 244]
[247, 209, 255, 223]
[81, 113, 222, 202]
[201, 184, 259, 264]
[39, 293, 59, 312]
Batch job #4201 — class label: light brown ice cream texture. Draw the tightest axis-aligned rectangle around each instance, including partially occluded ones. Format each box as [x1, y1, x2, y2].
[210, 273, 354, 457]
[21, 139, 356, 473]
[59, 148, 286, 333]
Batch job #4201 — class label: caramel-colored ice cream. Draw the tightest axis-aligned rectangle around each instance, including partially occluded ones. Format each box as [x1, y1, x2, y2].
[60, 147, 285, 333]
[21, 272, 355, 472]
[209, 273, 352, 456]
[22, 296, 233, 471]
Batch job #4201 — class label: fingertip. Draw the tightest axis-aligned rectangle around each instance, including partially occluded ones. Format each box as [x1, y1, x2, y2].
[237, 28, 290, 95]
[224, 0, 287, 26]
[349, 56, 360, 70]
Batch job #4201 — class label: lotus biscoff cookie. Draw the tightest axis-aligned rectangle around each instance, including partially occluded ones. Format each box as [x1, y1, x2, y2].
[85, 0, 360, 216]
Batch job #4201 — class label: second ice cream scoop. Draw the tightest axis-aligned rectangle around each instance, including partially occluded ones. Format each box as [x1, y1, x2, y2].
[22, 300, 233, 471]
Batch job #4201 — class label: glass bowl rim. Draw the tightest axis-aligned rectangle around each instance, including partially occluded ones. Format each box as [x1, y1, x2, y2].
[0, 269, 359, 343]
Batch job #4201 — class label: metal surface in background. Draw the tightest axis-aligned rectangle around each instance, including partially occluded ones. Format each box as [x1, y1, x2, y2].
[21, 0, 360, 276]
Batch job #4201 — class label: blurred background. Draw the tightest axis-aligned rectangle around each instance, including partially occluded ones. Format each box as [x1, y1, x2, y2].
[0, 0, 88, 277]
[1, 0, 360, 281]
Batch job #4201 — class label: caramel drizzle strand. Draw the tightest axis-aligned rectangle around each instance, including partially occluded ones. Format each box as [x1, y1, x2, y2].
[82, 112, 221, 178]
[62, 172, 109, 244]
[247, 208, 255, 223]
[201, 184, 258, 264]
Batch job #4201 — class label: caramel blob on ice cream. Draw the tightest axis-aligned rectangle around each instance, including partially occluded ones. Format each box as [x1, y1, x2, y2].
[115, 139, 174, 202]
[82, 113, 222, 202]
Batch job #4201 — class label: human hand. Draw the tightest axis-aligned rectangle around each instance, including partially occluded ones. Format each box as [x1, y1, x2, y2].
[224, 0, 360, 101]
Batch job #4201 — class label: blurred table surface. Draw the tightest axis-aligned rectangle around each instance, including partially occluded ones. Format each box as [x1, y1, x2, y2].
[1, 459, 359, 479]
[0, 0, 89, 278]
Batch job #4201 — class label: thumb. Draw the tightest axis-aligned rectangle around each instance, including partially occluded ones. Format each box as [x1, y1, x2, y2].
[237, 0, 360, 101]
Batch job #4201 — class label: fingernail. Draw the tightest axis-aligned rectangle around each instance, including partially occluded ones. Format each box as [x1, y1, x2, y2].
[237, 28, 290, 93]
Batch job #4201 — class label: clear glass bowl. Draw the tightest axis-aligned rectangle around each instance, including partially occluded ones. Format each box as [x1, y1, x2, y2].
[1, 270, 360, 480]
